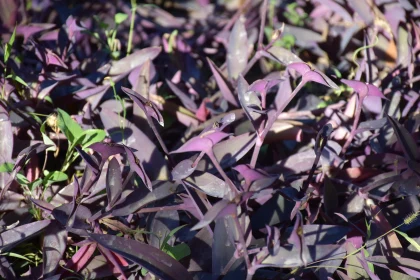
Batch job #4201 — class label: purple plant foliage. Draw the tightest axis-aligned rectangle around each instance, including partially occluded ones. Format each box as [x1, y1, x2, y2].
[0, 0, 419, 279]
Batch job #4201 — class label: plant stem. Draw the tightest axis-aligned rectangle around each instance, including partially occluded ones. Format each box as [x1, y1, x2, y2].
[207, 150, 238, 196]
[180, 180, 213, 237]
[257, 0, 268, 50]
[307, 221, 405, 266]
[127, 0, 136, 55]
[233, 215, 252, 271]
[341, 97, 362, 155]
[249, 81, 304, 168]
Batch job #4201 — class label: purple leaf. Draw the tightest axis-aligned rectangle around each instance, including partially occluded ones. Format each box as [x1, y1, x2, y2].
[264, 46, 303, 65]
[166, 79, 197, 112]
[106, 157, 123, 207]
[66, 243, 97, 273]
[51, 203, 91, 230]
[347, 0, 374, 26]
[88, 142, 125, 163]
[109, 47, 161, 75]
[207, 58, 238, 106]
[262, 244, 345, 268]
[287, 62, 312, 75]
[287, 212, 307, 266]
[227, 16, 248, 80]
[387, 115, 419, 161]
[171, 131, 231, 154]
[341, 79, 386, 100]
[121, 86, 164, 126]
[99, 109, 168, 181]
[112, 181, 175, 217]
[191, 199, 236, 230]
[90, 234, 192, 280]
[43, 221, 67, 278]
[366, 256, 420, 278]
[124, 146, 152, 191]
[0, 103, 12, 190]
[184, 171, 231, 198]
[171, 158, 196, 181]
[0, 220, 51, 250]
[16, 23, 55, 43]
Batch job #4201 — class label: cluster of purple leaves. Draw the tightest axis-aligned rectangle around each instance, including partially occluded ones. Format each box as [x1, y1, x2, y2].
[0, 0, 420, 279]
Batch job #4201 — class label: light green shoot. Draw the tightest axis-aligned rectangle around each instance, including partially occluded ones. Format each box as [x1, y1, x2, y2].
[127, 0, 137, 55]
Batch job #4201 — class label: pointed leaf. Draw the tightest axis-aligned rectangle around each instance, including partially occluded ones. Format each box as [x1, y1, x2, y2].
[121, 86, 164, 126]
[109, 47, 161, 75]
[227, 16, 248, 80]
[106, 157, 123, 207]
[387, 116, 419, 161]
[124, 146, 152, 191]
[90, 234, 193, 280]
[0, 220, 51, 251]
[207, 58, 238, 106]
[184, 171, 230, 198]
[43, 221, 67, 278]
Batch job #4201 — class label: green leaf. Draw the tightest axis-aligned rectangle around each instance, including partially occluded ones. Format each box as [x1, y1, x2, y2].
[6, 72, 29, 87]
[395, 230, 420, 251]
[28, 178, 43, 191]
[16, 173, 30, 185]
[4, 26, 16, 63]
[0, 162, 14, 173]
[115, 13, 128, 25]
[0, 252, 33, 263]
[43, 171, 68, 186]
[165, 243, 191, 261]
[160, 224, 188, 250]
[56, 108, 83, 144]
[40, 122, 57, 152]
[80, 129, 106, 148]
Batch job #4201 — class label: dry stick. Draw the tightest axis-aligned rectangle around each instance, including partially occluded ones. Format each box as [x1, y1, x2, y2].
[249, 81, 305, 168]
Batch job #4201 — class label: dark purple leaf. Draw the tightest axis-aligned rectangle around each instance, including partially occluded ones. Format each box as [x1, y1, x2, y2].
[387, 115, 419, 161]
[90, 234, 193, 280]
[106, 157, 123, 207]
[191, 199, 236, 230]
[88, 142, 125, 163]
[43, 221, 67, 278]
[51, 203, 91, 230]
[324, 176, 338, 216]
[166, 79, 197, 112]
[109, 47, 161, 75]
[207, 58, 238, 106]
[112, 181, 176, 217]
[124, 146, 152, 191]
[121, 86, 164, 126]
[147, 209, 179, 249]
[99, 109, 168, 181]
[0, 220, 51, 251]
[227, 16, 248, 80]
[366, 256, 420, 278]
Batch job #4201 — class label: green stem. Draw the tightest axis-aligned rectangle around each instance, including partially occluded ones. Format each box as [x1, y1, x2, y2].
[127, 0, 136, 55]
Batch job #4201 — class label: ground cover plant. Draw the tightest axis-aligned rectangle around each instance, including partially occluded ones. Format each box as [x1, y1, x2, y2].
[0, 0, 419, 279]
